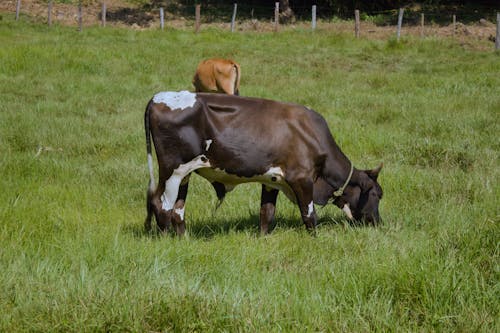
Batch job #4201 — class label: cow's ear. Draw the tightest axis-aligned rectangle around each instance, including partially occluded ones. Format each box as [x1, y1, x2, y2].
[355, 172, 373, 194]
[365, 163, 383, 181]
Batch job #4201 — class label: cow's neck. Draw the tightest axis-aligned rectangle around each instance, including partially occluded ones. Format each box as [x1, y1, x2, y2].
[313, 147, 360, 206]
[325, 145, 356, 189]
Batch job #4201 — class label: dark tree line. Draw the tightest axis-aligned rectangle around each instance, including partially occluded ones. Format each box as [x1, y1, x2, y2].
[147, 1, 498, 11]
[143, 1, 499, 22]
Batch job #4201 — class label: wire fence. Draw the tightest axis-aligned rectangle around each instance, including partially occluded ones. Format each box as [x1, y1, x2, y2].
[7, 0, 500, 50]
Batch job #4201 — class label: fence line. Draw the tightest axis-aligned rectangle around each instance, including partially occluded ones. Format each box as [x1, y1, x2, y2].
[15, 0, 20, 21]
[101, 1, 106, 27]
[396, 8, 404, 41]
[312, 5, 317, 31]
[354, 9, 360, 38]
[230, 3, 237, 33]
[453, 14, 457, 37]
[47, 0, 52, 26]
[160, 7, 164, 30]
[9, 2, 500, 51]
[274, 2, 279, 32]
[77, 0, 82, 32]
[195, 4, 200, 33]
[421, 13, 424, 37]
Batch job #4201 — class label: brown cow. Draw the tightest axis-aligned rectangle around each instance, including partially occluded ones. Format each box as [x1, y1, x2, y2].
[144, 91, 383, 235]
[192, 58, 241, 95]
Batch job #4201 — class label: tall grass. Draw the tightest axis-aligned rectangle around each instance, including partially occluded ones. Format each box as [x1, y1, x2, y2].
[0, 15, 499, 332]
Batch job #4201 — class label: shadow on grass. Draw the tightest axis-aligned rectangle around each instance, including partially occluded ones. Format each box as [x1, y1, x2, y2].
[123, 210, 374, 240]
[123, 214, 264, 240]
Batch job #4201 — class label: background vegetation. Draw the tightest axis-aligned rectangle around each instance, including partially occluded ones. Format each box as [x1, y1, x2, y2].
[139, 0, 500, 23]
[0, 12, 499, 332]
[38, 0, 500, 23]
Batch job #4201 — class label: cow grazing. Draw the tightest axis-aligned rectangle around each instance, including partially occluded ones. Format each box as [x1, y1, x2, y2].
[144, 91, 383, 235]
[192, 58, 241, 95]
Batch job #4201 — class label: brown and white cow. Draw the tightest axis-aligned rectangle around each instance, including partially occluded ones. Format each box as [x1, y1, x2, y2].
[144, 91, 383, 235]
[192, 58, 241, 95]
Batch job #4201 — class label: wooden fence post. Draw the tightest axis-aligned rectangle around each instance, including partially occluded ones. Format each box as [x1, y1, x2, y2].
[78, 0, 82, 32]
[396, 8, 404, 41]
[101, 1, 106, 27]
[312, 5, 316, 31]
[15, 0, 21, 21]
[420, 13, 424, 37]
[354, 9, 360, 38]
[160, 7, 164, 30]
[195, 4, 201, 33]
[230, 3, 237, 32]
[452, 14, 456, 37]
[274, 2, 279, 32]
[496, 12, 500, 51]
[48, 0, 52, 26]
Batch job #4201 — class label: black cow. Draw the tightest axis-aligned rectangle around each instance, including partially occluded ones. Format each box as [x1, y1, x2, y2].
[144, 91, 383, 235]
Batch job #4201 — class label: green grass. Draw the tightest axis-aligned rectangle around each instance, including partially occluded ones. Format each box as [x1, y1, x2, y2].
[1, 15, 499, 332]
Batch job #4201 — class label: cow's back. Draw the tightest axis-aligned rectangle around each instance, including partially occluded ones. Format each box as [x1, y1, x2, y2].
[197, 94, 329, 171]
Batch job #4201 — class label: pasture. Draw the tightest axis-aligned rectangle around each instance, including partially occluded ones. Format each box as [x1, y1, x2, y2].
[0, 15, 499, 332]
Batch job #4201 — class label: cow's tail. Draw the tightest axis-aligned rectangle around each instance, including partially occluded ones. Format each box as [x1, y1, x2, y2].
[145, 99, 155, 191]
[233, 63, 241, 96]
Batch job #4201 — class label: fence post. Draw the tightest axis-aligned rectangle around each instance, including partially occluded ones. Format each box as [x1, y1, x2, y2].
[195, 4, 201, 33]
[78, 0, 82, 32]
[48, 0, 52, 26]
[101, 1, 106, 27]
[496, 12, 500, 51]
[420, 13, 424, 37]
[452, 14, 456, 37]
[354, 9, 360, 38]
[312, 5, 316, 31]
[15, 0, 21, 21]
[396, 8, 404, 41]
[231, 3, 237, 32]
[160, 7, 164, 30]
[274, 2, 279, 32]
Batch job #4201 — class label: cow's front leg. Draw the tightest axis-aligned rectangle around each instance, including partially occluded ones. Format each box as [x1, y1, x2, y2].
[260, 185, 279, 235]
[289, 178, 316, 231]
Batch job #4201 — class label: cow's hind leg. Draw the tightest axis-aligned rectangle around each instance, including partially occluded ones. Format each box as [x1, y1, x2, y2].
[144, 169, 169, 232]
[288, 178, 317, 232]
[169, 177, 190, 236]
[156, 156, 210, 236]
[146, 180, 170, 233]
[260, 185, 279, 235]
[145, 165, 187, 234]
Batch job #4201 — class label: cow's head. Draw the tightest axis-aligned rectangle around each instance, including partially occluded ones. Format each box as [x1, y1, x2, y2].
[314, 164, 383, 225]
[335, 164, 383, 225]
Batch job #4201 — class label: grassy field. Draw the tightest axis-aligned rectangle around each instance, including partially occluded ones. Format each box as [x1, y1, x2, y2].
[1, 14, 499, 332]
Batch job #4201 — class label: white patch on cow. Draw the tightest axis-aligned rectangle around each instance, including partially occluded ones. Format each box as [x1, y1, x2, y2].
[307, 201, 314, 218]
[196, 165, 296, 203]
[174, 207, 185, 220]
[205, 139, 213, 151]
[153, 91, 197, 110]
[161, 155, 211, 212]
[342, 204, 353, 219]
[264, 166, 284, 179]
